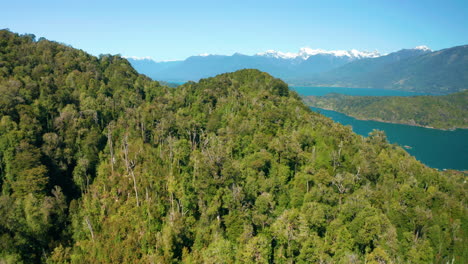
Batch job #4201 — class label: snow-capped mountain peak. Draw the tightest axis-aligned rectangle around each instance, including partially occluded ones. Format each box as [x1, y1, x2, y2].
[256, 49, 298, 59]
[256, 47, 381, 60]
[349, 49, 380, 58]
[123, 56, 156, 61]
[414, 45, 432, 52]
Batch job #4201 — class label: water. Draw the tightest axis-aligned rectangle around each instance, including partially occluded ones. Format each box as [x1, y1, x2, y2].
[290, 86, 465, 170]
[170, 81, 186, 86]
[291, 86, 429, 96]
[311, 107, 468, 170]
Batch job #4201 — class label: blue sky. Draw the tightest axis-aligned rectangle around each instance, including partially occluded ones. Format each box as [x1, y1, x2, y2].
[2, 0, 467, 61]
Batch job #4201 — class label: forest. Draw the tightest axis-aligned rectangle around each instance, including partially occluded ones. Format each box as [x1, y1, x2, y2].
[302, 91, 468, 130]
[0, 30, 466, 263]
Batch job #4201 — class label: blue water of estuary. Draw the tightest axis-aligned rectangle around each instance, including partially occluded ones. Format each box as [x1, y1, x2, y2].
[291, 86, 429, 96]
[291, 86, 467, 170]
[311, 108, 468, 170]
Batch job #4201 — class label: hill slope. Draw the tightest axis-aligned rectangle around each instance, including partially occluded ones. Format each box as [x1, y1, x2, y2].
[303, 45, 468, 94]
[303, 90, 468, 129]
[0, 30, 466, 263]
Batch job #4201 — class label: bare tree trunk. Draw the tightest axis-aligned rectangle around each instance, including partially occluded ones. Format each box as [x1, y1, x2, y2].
[108, 126, 114, 174]
[130, 169, 140, 207]
[85, 216, 95, 241]
[123, 135, 140, 207]
[140, 113, 146, 142]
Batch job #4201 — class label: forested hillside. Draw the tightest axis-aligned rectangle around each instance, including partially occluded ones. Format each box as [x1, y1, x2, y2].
[0, 30, 466, 263]
[303, 91, 468, 130]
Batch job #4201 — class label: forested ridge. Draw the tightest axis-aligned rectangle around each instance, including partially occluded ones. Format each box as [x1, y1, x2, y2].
[0, 30, 466, 263]
[302, 91, 468, 130]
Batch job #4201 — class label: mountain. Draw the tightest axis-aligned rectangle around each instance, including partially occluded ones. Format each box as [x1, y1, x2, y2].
[302, 47, 432, 80]
[129, 45, 468, 95]
[303, 90, 468, 129]
[302, 45, 468, 94]
[124, 57, 182, 79]
[127, 47, 380, 82]
[0, 30, 466, 263]
[256, 47, 380, 60]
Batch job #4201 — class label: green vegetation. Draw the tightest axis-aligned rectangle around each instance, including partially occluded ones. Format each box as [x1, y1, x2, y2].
[158, 80, 181, 88]
[303, 91, 468, 130]
[0, 30, 467, 263]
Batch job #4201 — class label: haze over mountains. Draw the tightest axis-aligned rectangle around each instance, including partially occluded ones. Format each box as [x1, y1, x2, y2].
[128, 45, 468, 94]
[126, 47, 383, 82]
[304, 45, 468, 94]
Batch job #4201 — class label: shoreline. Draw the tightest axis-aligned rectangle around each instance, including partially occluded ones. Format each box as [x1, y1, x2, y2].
[311, 106, 468, 131]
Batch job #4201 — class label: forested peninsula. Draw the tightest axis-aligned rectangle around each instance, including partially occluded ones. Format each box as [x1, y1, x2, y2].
[0, 30, 466, 263]
[303, 91, 468, 130]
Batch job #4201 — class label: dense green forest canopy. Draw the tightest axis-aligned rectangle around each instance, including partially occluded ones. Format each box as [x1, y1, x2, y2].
[0, 30, 466, 263]
[302, 91, 468, 130]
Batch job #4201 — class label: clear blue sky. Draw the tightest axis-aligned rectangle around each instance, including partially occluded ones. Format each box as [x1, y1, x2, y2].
[2, 0, 467, 61]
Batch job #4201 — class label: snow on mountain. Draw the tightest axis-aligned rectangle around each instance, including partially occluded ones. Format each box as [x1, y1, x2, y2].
[414, 45, 432, 51]
[126, 46, 429, 64]
[123, 56, 156, 61]
[255, 50, 298, 59]
[126, 47, 385, 63]
[256, 47, 381, 60]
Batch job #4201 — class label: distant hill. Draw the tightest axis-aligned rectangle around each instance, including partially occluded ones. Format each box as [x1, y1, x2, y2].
[127, 48, 380, 82]
[129, 45, 468, 94]
[303, 90, 468, 129]
[126, 58, 181, 79]
[301, 45, 468, 94]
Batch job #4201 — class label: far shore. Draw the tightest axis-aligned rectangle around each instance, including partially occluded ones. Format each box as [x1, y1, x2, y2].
[311, 106, 468, 131]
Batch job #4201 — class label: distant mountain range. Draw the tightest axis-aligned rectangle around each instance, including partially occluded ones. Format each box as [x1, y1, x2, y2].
[126, 47, 381, 82]
[302, 45, 468, 94]
[128, 45, 468, 94]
